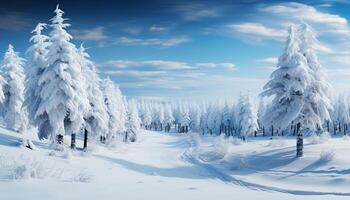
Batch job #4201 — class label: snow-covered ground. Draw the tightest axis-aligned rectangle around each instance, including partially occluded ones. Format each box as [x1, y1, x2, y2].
[0, 127, 350, 200]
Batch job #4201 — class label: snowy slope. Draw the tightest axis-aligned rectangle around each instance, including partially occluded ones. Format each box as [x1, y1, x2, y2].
[0, 127, 349, 200]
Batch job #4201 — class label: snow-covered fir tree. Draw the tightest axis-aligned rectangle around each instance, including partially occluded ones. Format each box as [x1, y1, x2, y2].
[25, 23, 50, 138]
[78, 45, 109, 146]
[1, 45, 27, 132]
[101, 78, 127, 143]
[125, 99, 141, 142]
[163, 103, 174, 132]
[237, 95, 259, 140]
[333, 95, 350, 135]
[36, 5, 89, 146]
[261, 25, 331, 157]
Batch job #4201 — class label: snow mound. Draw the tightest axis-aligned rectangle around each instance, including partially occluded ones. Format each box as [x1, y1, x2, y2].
[0, 154, 45, 179]
[230, 155, 247, 171]
[319, 149, 335, 162]
[72, 171, 93, 182]
[267, 138, 287, 147]
[308, 132, 330, 144]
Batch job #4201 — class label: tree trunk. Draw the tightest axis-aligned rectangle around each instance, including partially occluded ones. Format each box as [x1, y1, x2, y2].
[57, 134, 63, 145]
[344, 124, 346, 135]
[71, 133, 76, 149]
[262, 126, 265, 136]
[84, 129, 88, 149]
[271, 125, 274, 136]
[296, 123, 303, 158]
[327, 121, 330, 132]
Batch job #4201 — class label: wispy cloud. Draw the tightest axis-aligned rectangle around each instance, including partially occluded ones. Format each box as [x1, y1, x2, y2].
[98, 60, 236, 71]
[0, 11, 31, 31]
[72, 26, 108, 41]
[260, 2, 350, 36]
[114, 36, 190, 47]
[98, 60, 194, 70]
[149, 25, 168, 32]
[227, 23, 286, 39]
[176, 3, 223, 21]
[196, 63, 236, 70]
[256, 57, 278, 65]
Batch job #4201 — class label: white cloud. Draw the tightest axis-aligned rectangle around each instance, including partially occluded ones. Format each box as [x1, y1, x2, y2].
[227, 23, 286, 39]
[99, 60, 237, 71]
[123, 27, 143, 34]
[115, 36, 190, 47]
[102, 70, 167, 77]
[72, 26, 108, 41]
[261, 3, 347, 26]
[257, 57, 278, 65]
[98, 60, 194, 70]
[0, 11, 31, 31]
[149, 25, 168, 32]
[176, 3, 223, 21]
[196, 63, 236, 70]
[260, 2, 350, 36]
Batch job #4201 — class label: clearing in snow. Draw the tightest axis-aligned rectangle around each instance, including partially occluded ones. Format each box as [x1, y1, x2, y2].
[0, 127, 350, 200]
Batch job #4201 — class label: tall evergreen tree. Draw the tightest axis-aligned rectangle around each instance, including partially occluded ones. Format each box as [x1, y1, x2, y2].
[25, 23, 50, 139]
[261, 26, 315, 157]
[78, 45, 109, 147]
[36, 5, 89, 146]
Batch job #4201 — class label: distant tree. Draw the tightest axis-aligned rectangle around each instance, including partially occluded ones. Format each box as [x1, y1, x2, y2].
[334, 95, 350, 135]
[163, 103, 174, 132]
[237, 95, 259, 140]
[125, 99, 141, 142]
[101, 78, 127, 143]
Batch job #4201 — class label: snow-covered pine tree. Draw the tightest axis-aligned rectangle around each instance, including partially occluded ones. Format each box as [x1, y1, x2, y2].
[36, 5, 89, 147]
[157, 104, 165, 131]
[189, 104, 201, 132]
[1, 45, 27, 132]
[78, 44, 109, 148]
[163, 103, 174, 132]
[261, 26, 320, 157]
[25, 23, 51, 140]
[298, 22, 333, 133]
[334, 95, 350, 135]
[143, 105, 152, 130]
[237, 95, 259, 140]
[101, 78, 127, 144]
[221, 103, 231, 136]
[125, 99, 141, 142]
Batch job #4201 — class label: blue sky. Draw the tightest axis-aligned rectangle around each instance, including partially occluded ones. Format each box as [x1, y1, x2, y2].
[0, 0, 350, 100]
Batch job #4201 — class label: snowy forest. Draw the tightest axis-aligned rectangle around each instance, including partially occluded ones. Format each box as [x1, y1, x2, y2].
[2, 3, 350, 200]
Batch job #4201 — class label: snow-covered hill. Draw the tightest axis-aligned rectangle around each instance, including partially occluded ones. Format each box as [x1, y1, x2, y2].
[0, 127, 350, 200]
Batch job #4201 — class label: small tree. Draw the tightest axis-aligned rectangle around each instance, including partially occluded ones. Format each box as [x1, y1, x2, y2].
[163, 103, 174, 132]
[238, 95, 259, 140]
[1, 45, 27, 132]
[101, 78, 127, 143]
[125, 99, 141, 142]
